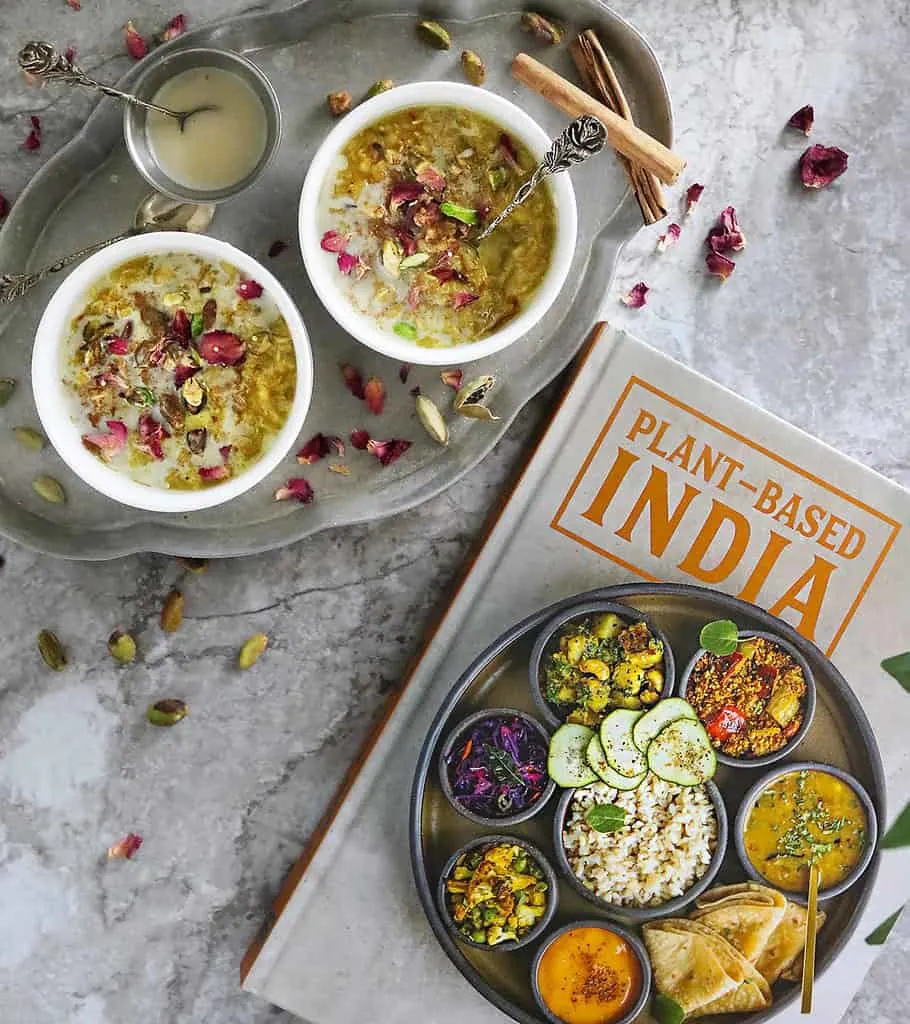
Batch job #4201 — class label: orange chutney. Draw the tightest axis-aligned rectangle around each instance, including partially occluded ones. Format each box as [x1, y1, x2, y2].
[536, 927, 643, 1024]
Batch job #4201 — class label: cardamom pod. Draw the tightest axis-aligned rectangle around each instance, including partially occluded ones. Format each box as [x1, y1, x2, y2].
[108, 629, 137, 665]
[453, 375, 495, 410]
[14, 426, 45, 451]
[38, 630, 67, 671]
[366, 79, 394, 98]
[32, 475, 66, 504]
[415, 394, 449, 446]
[416, 19, 451, 49]
[460, 50, 486, 86]
[147, 698, 188, 727]
[177, 556, 209, 574]
[0, 377, 16, 407]
[520, 11, 563, 44]
[456, 403, 501, 421]
[160, 589, 184, 632]
[238, 632, 268, 669]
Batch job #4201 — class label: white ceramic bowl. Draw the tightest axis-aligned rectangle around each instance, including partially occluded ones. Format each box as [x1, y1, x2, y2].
[32, 232, 313, 513]
[298, 81, 578, 366]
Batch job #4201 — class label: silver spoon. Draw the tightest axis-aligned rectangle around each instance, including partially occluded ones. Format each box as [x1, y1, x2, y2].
[18, 41, 219, 131]
[475, 115, 607, 241]
[0, 193, 216, 304]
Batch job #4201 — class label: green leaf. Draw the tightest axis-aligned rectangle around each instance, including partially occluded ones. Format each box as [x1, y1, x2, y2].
[191, 313, 204, 338]
[881, 652, 910, 692]
[865, 907, 903, 945]
[393, 321, 417, 341]
[653, 993, 685, 1024]
[699, 619, 740, 656]
[399, 252, 430, 270]
[440, 201, 478, 225]
[482, 743, 525, 788]
[880, 800, 910, 849]
[584, 803, 626, 833]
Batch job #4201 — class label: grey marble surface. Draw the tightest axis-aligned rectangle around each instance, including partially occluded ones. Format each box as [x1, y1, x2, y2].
[0, 0, 907, 1022]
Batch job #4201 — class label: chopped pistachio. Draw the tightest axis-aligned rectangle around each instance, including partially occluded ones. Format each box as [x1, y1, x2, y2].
[107, 629, 137, 665]
[440, 201, 477, 225]
[416, 19, 451, 49]
[461, 50, 486, 86]
[239, 632, 268, 669]
[393, 321, 418, 341]
[32, 475, 66, 504]
[160, 589, 184, 633]
[147, 698, 188, 727]
[38, 630, 67, 671]
[13, 426, 45, 451]
[366, 79, 394, 98]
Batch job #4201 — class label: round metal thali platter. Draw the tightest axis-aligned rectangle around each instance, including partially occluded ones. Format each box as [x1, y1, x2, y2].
[409, 583, 885, 1024]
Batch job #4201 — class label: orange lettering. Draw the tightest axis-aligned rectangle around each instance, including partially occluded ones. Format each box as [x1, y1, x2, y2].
[773, 494, 802, 530]
[614, 465, 701, 556]
[755, 479, 782, 515]
[818, 514, 847, 552]
[767, 556, 837, 642]
[677, 499, 751, 583]
[837, 525, 866, 560]
[647, 421, 671, 458]
[626, 409, 657, 443]
[738, 531, 792, 603]
[717, 456, 745, 490]
[581, 446, 639, 526]
[667, 435, 695, 471]
[692, 445, 723, 484]
[796, 503, 826, 539]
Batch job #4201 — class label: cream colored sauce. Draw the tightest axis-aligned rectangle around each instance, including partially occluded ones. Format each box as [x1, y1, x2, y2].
[147, 67, 267, 191]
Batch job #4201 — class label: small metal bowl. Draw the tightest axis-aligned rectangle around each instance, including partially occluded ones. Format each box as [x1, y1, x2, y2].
[438, 707, 556, 828]
[531, 919, 652, 1024]
[528, 600, 675, 730]
[437, 835, 559, 952]
[123, 46, 281, 203]
[552, 781, 728, 923]
[734, 761, 878, 903]
[677, 629, 817, 769]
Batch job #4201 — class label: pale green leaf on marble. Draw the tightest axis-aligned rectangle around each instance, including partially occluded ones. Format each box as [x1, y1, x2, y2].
[865, 907, 904, 945]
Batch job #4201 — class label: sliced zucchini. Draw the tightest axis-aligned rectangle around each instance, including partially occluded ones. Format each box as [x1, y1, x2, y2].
[586, 733, 646, 791]
[548, 724, 598, 787]
[632, 698, 698, 752]
[647, 717, 717, 786]
[599, 708, 646, 778]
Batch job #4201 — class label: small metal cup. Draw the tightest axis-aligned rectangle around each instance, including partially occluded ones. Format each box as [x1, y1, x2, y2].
[123, 47, 281, 203]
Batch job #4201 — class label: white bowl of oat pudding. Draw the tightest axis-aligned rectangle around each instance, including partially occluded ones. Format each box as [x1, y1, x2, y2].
[32, 232, 313, 513]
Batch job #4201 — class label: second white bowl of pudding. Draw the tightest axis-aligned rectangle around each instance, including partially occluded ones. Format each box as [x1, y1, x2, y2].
[32, 232, 313, 513]
[299, 81, 578, 366]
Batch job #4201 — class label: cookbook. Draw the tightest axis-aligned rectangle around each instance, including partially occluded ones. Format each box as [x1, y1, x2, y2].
[241, 324, 910, 1023]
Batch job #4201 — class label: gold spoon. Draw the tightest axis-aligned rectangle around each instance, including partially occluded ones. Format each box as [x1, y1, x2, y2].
[18, 42, 219, 131]
[800, 862, 821, 1014]
[0, 193, 215, 304]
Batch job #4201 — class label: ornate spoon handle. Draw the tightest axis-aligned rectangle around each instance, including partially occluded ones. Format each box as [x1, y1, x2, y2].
[0, 230, 138, 304]
[475, 115, 607, 241]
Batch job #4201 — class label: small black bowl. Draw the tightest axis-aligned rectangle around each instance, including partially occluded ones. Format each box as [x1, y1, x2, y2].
[531, 919, 652, 1024]
[734, 761, 878, 903]
[438, 707, 556, 827]
[437, 835, 559, 952]
[677, 629, 817, 769]
[552, 780, 728, 923]
[529, 600, 675, 730]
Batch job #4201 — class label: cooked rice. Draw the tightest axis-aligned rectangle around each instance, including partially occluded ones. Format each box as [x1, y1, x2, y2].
[563, 775, 717, 907]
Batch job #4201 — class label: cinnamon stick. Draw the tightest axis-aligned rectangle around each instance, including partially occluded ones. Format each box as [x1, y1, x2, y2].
[511, 53, 685, 186]
[571, 31, 667, 224]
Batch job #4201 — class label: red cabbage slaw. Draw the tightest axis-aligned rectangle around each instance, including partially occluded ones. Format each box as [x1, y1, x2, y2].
[445, 715, 548, 818]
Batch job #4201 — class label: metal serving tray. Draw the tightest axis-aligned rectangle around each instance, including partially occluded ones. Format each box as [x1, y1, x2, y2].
[0, 0, 671, 558]
[410, 584, 885, 1024]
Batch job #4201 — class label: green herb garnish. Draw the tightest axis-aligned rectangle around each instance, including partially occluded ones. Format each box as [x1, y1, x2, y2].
[393, 321, 418, 340]
[865, 907, 903, 945]
[440, 201, 478, 225]
[127, 386, 157, 407]
[881, 652, 910, 692]
[653, 993, 685, 1024]
[699, 619, 743, 656]
[584, 803, 626, 833]
[191, 313, 204, 338]
[482, 743, 525, 788]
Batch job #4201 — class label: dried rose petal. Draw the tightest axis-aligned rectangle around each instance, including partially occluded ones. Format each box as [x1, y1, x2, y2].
[336, 251, 359, 275]
[366, 438, 411, 466]
[705, 251, 736, 280]
[440, 369, 463, 391]
[452, 292, 479, 309]
[656, 223, 681, 253]
[320, 230, 349, 253]
[219, 445, 232, 462]
[799, 144, 848, 189]
[95, 370, 129, 391]
[107, 832, 143, 860]
[107, 337, 130, 355]
[268, 240, 288, 258]
[430, 267, 458, 284]
[296, 433, 331, 464]
[138, 414, 170, 459]
[64, 46, 76, 62]
[236, 278, 263, 300]
[82, 419, 128, 460]
[706, 206, 746, 254]
[406, 285, 421, 311]
[621, 282, 649, 308]
[499, 132, 520, 170]
[198, 331, 245, 365]
[329, 436, 345, 456]
[124, 20, 149, 60]
[23, 115, 41, 151]
[0, 194, 9, 219]
[364, 376, 386, 415]
[399, 363, 411, 384]
[787, 104, 814, 136]
[274, 477, 314, 503]
[350, 429, 370, 450]
[415, 164, 446, 192]
[395, 228, 418, 257]
[199, 465, 229, 482]
[389, 180, 425, 211]
[157, 13, 186, 43]
[174, 364, 198, 387]
[342, 364, 366, 399]
[167, 308, 190, 345]
[66, 0, 81, 9]
[685, 182, 705, 217]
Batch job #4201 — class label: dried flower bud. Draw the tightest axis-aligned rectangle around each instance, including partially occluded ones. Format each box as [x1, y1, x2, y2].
[38, 630, 67, 671]
[366, 79, 394, 98]
[327, 90, 352, 117]
[399, 363, 412, 384]
[621, 282, 649, 308]
[416, 19, 451, 49]
[520, 11, 562, 43]
[461, 50, 486, 86]
[799, 144, 848, 189]
[440, 369, 463, 391]
[123, 20, 149, 60]
[160, 589, 184, 632]
[147, 699, 188, 726]
[107, 832, 143, 859]
[108, 629, 137, 665]
[341, 363, 366, 399]
[364, 376, 386, 415]
[351, 429, 371, 450]
[238, 633, 268, 670]
[416, 394, 449, 446]
[787, 105, 814, 136]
